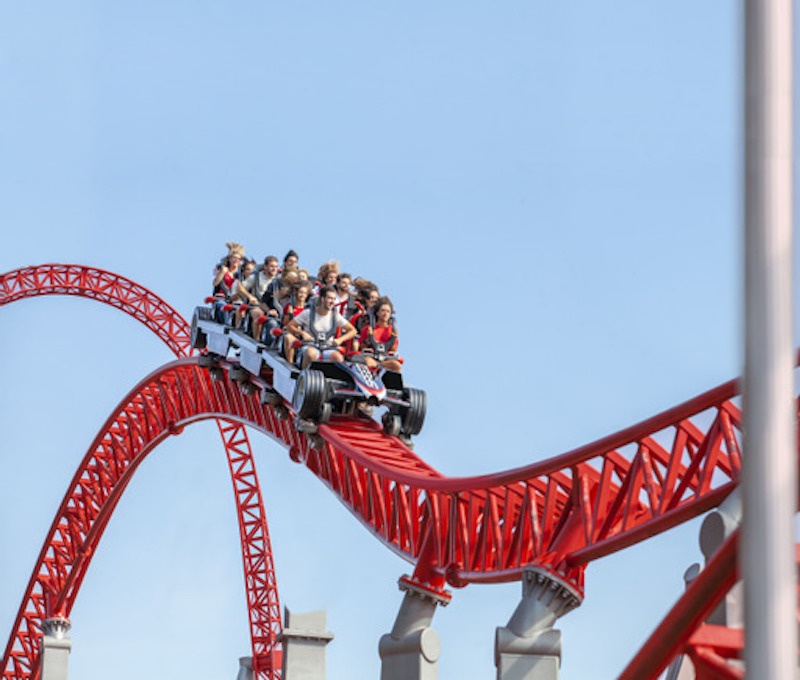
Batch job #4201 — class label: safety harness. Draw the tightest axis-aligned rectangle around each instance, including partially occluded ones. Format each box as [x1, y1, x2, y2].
[363, 321, 397, 359]
[308, 304, 342, 349]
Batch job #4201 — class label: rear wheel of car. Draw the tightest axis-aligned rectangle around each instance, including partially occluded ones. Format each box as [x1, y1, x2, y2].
[293, 369, 327, 420]
[401, 387, 427, 436]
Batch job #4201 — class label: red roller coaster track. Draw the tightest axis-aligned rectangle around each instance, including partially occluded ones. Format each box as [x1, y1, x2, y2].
[1, 264, 795, 679]
[0, 265, 282, 680]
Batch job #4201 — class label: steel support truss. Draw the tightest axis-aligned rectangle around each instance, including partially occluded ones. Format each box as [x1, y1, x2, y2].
[0, 265, 282, 680]
[3, 263, 800, 679]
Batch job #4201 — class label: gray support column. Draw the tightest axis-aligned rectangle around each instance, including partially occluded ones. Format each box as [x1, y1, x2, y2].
[40, 617, 71, 680]
[743, 0, 797, 677]
[235, 656, 253, 680]
[699, 494, 743, 629]
[665, 492, 743, 680]
[495, 569, 582, 680]
[278, 609, 334, 680]
[379, 577, 451, 680]
[663, 566, 701, 680]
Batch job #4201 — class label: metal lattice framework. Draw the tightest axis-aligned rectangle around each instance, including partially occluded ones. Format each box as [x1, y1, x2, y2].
[0, 264, 191, 357]
[3, 355, 757, 678]
[0, 265, 282, 680]
[2, 263, 796, 679]
[619, 530, 743, 679]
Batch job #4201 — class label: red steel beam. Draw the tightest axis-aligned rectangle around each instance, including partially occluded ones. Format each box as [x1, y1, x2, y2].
[4, 264, 795, 680]
[0, 265, 282, 680]
[618, 531, 740, 680]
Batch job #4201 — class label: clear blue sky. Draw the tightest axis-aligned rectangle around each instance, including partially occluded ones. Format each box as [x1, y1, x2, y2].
[0, 3, 793, 679]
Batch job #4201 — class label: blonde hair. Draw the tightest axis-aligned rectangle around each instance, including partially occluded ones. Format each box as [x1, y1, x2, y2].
[226, 242, 246, 258]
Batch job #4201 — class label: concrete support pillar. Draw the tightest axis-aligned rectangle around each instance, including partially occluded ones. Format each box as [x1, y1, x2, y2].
[663, 566, 700, 680]
[379, 576, 451, 680]
[278, 609, 334, 680]
[495, 569, 582, 680]
[665, 492, 743, 680]
[235, 656, 253, 680]
[698, 495, 743, 629]
[40, 617, 72, 680]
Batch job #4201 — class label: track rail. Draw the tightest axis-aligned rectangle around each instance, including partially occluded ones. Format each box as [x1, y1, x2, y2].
[317, 368, 746, 591]
[2, 263, 787, 679]
[619, 531, 742, 680]
[0, 264, 190, 357]
[0, 265, 281, 680]
[6, 354, 751, 631]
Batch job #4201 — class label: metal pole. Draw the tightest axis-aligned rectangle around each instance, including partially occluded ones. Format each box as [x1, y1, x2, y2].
[743, 1, 796, 678]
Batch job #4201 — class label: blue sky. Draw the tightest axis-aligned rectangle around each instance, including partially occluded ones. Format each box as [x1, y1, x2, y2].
[0, 2, 790, 679]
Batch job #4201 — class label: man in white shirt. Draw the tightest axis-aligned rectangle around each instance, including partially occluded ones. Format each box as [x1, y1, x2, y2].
[285, 286, 357, 368]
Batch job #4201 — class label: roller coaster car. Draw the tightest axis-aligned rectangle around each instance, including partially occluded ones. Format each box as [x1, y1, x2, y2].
[190, 304, 427, 439]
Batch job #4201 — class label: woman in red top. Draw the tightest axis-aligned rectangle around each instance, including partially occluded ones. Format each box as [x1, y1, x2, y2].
[212, 242, 248, 325]
[212, 242, 245, 299]
[358, 296, 402, 372]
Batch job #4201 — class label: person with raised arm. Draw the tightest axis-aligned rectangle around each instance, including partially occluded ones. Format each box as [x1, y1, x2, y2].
[212, 242, 249, 325]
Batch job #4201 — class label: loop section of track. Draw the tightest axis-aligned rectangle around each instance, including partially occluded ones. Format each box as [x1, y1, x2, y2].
[0, 264, 191, 357]
[0, 264, 281, 680]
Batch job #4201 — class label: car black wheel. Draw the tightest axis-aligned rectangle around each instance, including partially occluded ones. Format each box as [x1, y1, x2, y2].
[401, 387, 427, 436]
[293, 369, 327, 420]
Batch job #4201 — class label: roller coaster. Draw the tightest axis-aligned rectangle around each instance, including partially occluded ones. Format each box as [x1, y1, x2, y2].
[190, 298, 427, 440]
[0, 263, 794, 680]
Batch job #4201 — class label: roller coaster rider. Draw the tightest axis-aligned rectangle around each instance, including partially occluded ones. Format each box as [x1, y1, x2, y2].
[350, 279, 380, 332]
[334, 272, 358, 317]
[359, 296, 402, 373]
[239, 257, 256, 282]
[211, 242, 249, 325]
[241, 255, 282, 342]
[282, 249, 300, 275]
[313, 260, 339, 297]
[285, 285, 357, 369]
[281, 280, 313, 364]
